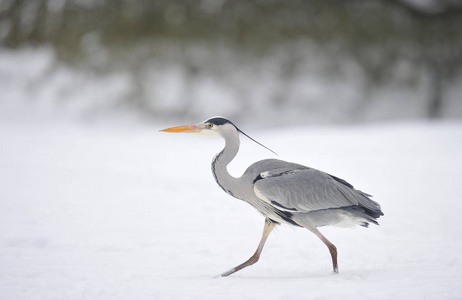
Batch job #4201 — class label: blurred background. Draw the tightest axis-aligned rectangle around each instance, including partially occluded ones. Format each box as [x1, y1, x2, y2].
[2, 2, 462, 298]
[0, 0, 462, 126]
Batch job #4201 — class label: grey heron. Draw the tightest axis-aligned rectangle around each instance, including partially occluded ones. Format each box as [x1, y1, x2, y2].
[160, 116, 383, 277]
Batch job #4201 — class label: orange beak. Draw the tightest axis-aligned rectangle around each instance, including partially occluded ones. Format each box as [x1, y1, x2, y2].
[159, 125, 202, 133]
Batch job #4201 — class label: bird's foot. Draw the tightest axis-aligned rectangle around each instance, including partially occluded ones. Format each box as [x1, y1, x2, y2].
[333, 267, 339, 274]
[220, 268, 236, 277]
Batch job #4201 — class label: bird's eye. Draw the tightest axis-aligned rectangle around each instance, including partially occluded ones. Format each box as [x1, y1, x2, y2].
[207, 123, 214, 129]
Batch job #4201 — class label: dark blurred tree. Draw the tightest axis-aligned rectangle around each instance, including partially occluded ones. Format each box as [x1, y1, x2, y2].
[0, 0, 461, 120]
[388, 0, 462, 118]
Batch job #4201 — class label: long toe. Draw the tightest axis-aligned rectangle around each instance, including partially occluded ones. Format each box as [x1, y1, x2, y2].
[221, 268, 236, 277]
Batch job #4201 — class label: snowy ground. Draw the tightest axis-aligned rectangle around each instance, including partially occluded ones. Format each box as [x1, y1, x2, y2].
[1, 119, 462, 299]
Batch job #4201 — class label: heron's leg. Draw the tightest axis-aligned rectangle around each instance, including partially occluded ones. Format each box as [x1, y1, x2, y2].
[221, 218, 275, 277]
[312, 228, 338, 273]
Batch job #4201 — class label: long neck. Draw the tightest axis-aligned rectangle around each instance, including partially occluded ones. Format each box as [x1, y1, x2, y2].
[211, 131, 241, 197]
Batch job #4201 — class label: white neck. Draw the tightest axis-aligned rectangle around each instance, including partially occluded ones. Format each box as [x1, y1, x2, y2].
[211, 125, 241, 197]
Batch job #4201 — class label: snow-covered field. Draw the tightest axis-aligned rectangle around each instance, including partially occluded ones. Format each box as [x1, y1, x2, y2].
[1, 119, 462, 299]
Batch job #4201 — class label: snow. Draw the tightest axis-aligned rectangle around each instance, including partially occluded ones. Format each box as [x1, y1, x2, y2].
[1, 119, 462, 299]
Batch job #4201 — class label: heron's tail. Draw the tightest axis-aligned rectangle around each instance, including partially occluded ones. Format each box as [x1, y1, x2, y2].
[343, 205, 383, 227]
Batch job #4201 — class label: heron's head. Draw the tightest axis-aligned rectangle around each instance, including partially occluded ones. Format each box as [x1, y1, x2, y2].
[159, 116, 236, 137]
[160, 116, 277, 155]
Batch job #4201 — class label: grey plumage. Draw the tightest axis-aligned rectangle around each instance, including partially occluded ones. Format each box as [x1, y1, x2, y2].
[252, 161, 382, 223]
[160, 116, 384, 277]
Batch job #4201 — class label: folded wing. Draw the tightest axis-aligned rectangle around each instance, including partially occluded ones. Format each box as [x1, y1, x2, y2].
[254, 168, 381, 214]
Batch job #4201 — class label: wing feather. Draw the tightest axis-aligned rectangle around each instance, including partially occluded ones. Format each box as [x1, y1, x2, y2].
[254, 168, 368, 213]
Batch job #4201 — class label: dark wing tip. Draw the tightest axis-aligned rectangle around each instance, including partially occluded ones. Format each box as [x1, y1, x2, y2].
[328, 174, 354, 189]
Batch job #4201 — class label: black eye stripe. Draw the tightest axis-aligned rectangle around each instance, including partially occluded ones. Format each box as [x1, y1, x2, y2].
[205, 117, 232, 126]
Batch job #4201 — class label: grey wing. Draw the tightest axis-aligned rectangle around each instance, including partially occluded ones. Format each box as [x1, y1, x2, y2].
[254, 168, 380, 213]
